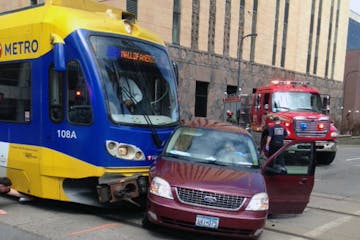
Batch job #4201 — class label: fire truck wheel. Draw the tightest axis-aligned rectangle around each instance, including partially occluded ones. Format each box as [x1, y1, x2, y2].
[316, 152, 336, 165]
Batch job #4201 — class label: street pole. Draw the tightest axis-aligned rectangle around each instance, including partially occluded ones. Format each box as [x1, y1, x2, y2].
[237, 33, 257, 95]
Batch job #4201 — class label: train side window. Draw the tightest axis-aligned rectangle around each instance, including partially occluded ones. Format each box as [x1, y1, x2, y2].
[49, 66, 64, 122]
[0, 62, 31, 123]
[66, 61, 93, 125]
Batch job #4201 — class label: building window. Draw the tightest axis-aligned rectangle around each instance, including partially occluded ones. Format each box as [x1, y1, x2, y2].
[172, 0, 181, 45]
[280, 0, 289, 68]
[331, 0, 340, 79]
[223, 0, 232, 56]
[237, 0, 245, 59]
[195, 81, 208, 117]
[250, 0, 258, 63]
[272, 0, 280, 66]
[227, 85, 237, 95]
[0, 62, 31, 123]
[67, 61, 93, 125]
[126, 0, 138, 18]
[313, 0, 323, 75]
[325, 0, 335, 78]
[191, 0, 200, 49]
[208, 0, 216, 53]
[30, 0, 37, 5]
[306, 0, 316, 73]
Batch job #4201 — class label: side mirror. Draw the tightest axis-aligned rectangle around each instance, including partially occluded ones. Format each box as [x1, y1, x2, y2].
[51, 33, 66, 72]
[54, 43, 66, 71]
[322, 95, 330, 115]
[264, 103, 269, 110]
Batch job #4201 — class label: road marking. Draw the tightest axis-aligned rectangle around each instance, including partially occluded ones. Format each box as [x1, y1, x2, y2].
[304, 215, 352, 238]
[68, 223, 121, 236]
[346, 157, 360, 162]
[289, 210, 360, 240]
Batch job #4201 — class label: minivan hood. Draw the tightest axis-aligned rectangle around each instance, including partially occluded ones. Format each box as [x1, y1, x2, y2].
[153, 157, 265, 197]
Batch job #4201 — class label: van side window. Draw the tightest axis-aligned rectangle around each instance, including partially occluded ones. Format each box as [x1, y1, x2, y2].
[0, 62, 31, 122]
[49, 66, 64, 122]
[66, 61, 93, 124]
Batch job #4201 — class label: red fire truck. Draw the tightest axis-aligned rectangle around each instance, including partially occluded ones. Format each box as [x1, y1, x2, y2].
[224, 80, 337, 165]
[249, 80, 337, 165]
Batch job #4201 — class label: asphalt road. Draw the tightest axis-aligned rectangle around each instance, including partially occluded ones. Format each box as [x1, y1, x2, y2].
[0, 144, 359, 240]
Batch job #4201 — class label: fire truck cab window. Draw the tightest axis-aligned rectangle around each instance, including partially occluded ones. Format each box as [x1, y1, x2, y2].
[255, 94, 261, 111]
[67, 61, 93, 124]
[264, 93, 270, 110]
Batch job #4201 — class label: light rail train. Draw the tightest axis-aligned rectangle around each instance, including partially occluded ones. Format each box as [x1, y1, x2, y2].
[0, 0, 179, 206]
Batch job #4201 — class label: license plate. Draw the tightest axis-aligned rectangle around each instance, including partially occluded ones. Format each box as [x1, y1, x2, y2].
[195, 215, 219, 229]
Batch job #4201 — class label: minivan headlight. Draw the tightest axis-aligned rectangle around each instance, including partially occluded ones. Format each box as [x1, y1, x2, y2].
[149, 177, 173, 199]
[245, 192, 269, 211]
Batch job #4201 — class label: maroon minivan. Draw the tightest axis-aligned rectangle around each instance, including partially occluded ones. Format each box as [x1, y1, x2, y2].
[144, 118, 316, 239]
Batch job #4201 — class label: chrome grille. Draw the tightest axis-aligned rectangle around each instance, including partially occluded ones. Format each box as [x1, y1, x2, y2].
[176, 187, 245, 211]
[294, 119, 329, 137]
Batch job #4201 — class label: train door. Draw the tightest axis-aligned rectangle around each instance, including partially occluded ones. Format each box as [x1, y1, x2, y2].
[0, 61, 41, 193]
[47, 60, 95, 155]
[44, 59, 99, 201]
[261, 141, 316, 214]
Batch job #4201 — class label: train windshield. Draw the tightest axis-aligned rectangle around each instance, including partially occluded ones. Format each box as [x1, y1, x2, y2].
[90, 36, 179, 126]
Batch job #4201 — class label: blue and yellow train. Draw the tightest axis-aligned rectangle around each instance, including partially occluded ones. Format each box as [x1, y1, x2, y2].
[0, 0, 179, 206]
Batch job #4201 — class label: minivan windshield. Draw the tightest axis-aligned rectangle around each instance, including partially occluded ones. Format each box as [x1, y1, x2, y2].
[90, 35, 179, 125]
[164, 127, 259, 167]
[272, 92, 322, 113]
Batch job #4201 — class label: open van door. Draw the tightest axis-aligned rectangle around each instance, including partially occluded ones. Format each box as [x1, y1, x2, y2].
[261, 141, 316, 214]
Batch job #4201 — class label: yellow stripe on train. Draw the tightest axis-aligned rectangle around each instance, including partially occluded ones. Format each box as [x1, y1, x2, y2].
[5, 143, 149, 201]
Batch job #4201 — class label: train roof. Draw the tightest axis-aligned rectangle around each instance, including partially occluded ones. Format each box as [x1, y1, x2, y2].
[0, 0, 164, 61]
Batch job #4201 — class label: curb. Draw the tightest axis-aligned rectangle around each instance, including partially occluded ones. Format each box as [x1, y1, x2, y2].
[336, 135, 360, 145]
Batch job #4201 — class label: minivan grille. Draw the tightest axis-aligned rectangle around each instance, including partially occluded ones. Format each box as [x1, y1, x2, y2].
[176, 187, 245, 211]
[294, 119, 329, 137]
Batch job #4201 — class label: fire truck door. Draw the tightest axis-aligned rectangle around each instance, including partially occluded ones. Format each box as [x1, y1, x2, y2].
[252, 93, 262, 126]
[261, 141, 316, 215]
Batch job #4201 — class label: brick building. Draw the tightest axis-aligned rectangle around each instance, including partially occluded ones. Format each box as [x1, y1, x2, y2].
[1, 0, 349, 128]
[343, 10, 360, 135]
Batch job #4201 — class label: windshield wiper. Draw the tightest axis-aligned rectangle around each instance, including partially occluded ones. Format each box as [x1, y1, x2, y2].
[197, 159, 231, 166]
[276, 106, 290, 111]
[113, 60, 163, 148]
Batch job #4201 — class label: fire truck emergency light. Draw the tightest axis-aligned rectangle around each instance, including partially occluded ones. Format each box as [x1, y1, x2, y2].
[317, 123, 325, 130]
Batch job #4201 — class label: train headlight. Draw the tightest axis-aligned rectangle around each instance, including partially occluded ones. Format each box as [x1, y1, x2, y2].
[107, 141, 116, 150]
[135, 151, 144, 160]
[118, 146, 128, 156]
[105, 140, 145, 160]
